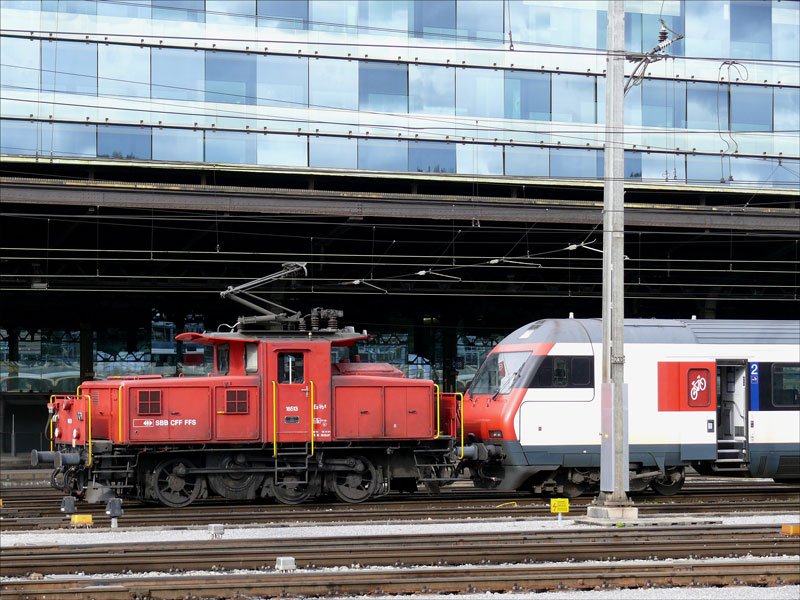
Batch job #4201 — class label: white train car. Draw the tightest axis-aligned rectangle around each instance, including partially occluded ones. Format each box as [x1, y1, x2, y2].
[462, 319, 800, 496]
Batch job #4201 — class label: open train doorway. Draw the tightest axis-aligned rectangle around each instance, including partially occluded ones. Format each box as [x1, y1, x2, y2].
[715, 360, 749, 474]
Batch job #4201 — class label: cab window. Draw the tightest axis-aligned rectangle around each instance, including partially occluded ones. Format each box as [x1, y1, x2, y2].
[278, 352, 304, 384]
[216, 344, 230, 375]
[531, 356, 594, 388]
[245, 343, 258, 374]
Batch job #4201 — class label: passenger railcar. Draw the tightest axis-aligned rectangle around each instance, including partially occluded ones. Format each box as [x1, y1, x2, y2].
[460, 318, 800, 496]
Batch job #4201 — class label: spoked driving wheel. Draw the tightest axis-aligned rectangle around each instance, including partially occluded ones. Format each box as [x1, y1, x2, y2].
[153, 458, 205, 507]
[328, 456, 378, 503]
[270, 472, 319, 505]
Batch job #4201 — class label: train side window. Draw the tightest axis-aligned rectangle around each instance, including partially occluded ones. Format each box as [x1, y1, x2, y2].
[225, 389, 248, 414]
[570, 357, 593, 387]
[216, 344, 230, 375]
[278, 352, 304, 384]
[138, 390, 162, 415]
[244, 343, 258, 374]
[772, 364, 800, 407]
[532, 356, 594, 388]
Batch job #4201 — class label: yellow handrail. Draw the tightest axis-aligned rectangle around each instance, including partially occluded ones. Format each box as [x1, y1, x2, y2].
[456, 392, 465, 459]
[433, 384, 441, 439]
[272, 380, 278, 457]
[48, 394, 56, 451]
[117, 386, 123, 443]
[310, 380, 315, 456]
[84, 390, 93, 468]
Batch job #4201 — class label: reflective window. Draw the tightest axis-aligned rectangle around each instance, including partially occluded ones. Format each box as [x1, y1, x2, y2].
[730, 85, 772, 132]
[550, 148, 601, 179]
[457, 0, 503, 42]
[257, 133, 308, 167]
[206, 0, 256, 26]
[409, 65, 454, 115]
[621, 6, 684, 57]
[687, 154, 731, 185]
[40, 122, 97, 158]
[730, 0, 771, 59]
[41, 41, 97, 95]
[0, 119, 38, 155]
[258, 0, 308, 29]
[309, 136, 357, 169]
[205, 130, 257, 164]
[257, 55, 308, 108]
[773, 1, 800, 62]
[206, 52, 257, 105]
[152, 128, 204, 162]
[641, 79, 686, 128]
[152, 48, 204, 102]
[359, 1, 409, 35]
[42, 0, 96, 14]
[551, 74, 596, 123]
[359, 62, 407, 113]
[358, 138, 408, 171]
[639, 152, 686, 183]
[456, 68, 503, 118]
[456, 143, 502, 175]
[409, 141, 455, 173]
[516, 2, 598, 50]
[0, 37, 39, 93]
[687, 82, 728, 131]
[775, 87, 800, 135]
[624, 151, 642, 180]
[774, 159, 800, 189]
[309, 58, 358, 110]
[505, 71, 550, 121]
[685, 1, 729, 58]
[151, 0, 204, 23]
[730, 156, 788, 188]
[310, 0, 358, 34]
[98, 44, 150, 98]
[97, 0, 151, 19]
[505, 145, 548, 177]
[98, 125, 151, 160]
[411, 0, 455, 39]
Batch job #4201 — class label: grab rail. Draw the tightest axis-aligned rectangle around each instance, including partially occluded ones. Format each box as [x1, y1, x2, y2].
[455, 392, 465, 459]
[433, 384, 441, 439]
[48, 394, 55, 451]
[272, 380, 278, 457]
[310, 380, 316, 456]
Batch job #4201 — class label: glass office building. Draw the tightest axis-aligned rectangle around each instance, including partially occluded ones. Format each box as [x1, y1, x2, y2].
[1, 0, 797, 189]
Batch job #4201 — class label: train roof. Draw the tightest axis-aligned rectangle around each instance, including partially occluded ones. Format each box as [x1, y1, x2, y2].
[177, 328, 369, 347]
[503, 319, 800, 346]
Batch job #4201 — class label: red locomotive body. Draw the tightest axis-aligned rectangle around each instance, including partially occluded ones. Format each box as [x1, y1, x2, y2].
[37, 328, 460, 507]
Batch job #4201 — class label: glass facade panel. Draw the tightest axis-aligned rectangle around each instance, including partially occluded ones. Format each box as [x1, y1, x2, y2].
[774, 159, 800, 188]
[730, 84, 773, 132]
[41, 40, 97, 95]
[411, 0, 455, 39]
[456, 68, 503, 118]
[257, 55, 308, 108]
[409, 65, 454, 115]
[98, 125, 151, 160]
[456, 143, 502, 175]
[775, 87, 800, 134]
[40, 122, 97, 158]
[206, 52, 257, 105]
[409, 141, 455, 173]
[309, 58, 358, 110]
[97, 0, 151, 19]
[206, 0, 256, 26]
[257, 133, 308, 167]
[687, 154, 731, 185]
[359, 1, 409, 35]
[550, 148, 601, 179]
[773, 1, 800, 62]
[310, 0, 358, 34]
[516, 2, 598, 50]
[505, 145, 548, 177]
[551, 74, 596, 124]
[98, 44, 150, 98]
[42, 0, 96, 15]
[504, 71, 550, 121]
[358, 138, 408, 171]
[624, 151, 642, 180]
[730, 155, 786, 187]
[309, 136, 357, 169]
[152, 128, 204, 162]
[359, 62, 407, 113]
[0, 37, 39, 93]
[687, 82, 728, 131]
[152, 48, 205, 102]
[457, 0, 503, 41]
[641, 151, 687, 183]
[730, 0, 771, 59]
[151, 0, 204, 23]
[0, 119, 38, 155]
[641, 79, 686, 128]
[206, 130, 257, 164]
[685, 1, 729, 58]
[258, 0, 308, 29]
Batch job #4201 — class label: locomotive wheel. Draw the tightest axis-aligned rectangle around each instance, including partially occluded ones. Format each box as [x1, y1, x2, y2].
[153, 458, 204, 507]
[206, 453, 264, 501]
[328, 456, 378, 503]
[270, 473, 319, 505]
[650, 467, 685, 496]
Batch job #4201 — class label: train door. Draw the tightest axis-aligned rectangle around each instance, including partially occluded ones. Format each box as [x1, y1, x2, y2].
[715, 360, 749, 471]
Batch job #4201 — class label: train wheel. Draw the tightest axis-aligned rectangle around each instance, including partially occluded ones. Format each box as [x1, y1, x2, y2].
[650, 467, 685, 496]
[206, 453, 264, 501]
[270, 473, 318, 505]
[329, 456, 377, 503]
[153, 458, 204, 508]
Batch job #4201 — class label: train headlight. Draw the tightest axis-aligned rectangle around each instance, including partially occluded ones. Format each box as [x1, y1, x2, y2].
[489, 430, 503, 439]
[54, 427, 60, 439]
[72, 428, 79, 440]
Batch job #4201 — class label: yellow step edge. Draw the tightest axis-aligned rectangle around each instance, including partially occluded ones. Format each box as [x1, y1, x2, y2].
[780, 524, 800, 536]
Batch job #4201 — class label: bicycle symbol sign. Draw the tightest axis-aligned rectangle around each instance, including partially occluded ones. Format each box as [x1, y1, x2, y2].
[690, 374, 707, 401]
